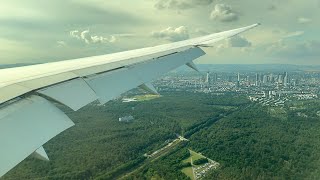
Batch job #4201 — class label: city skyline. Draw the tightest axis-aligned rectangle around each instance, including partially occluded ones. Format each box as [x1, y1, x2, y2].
[154, 70, 319, 107]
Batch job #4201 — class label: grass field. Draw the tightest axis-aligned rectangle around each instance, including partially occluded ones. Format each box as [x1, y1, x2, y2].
[211, 105, 236, 110]
[190, 150, 206, 162]
[182, 149, 206, 164]
[269, 107, 287, 120]
[181, 149, 208, 179]
[181, 167, 194, 180]
[133, 94, 161, 101]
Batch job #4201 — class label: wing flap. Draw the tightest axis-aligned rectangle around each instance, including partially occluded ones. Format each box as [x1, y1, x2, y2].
[0, 96, 75, 176]
[38, 78, 98, 111]
[85, 68, 143, 104]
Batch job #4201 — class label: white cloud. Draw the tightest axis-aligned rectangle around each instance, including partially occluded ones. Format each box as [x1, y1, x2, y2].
[227, 36, 252, 47]
[155, 0, 214, 10]
[155, 0, 192, 10]
[1, 0, 320, 65]
[213, 36, 251, 52]
[70, 30, 116, 44]
[70, 30, 80, 39]
[56, 41, 67, 47]
[210, 4, 238, 22]
[267, 40, 320, 59]
[283, 31, 304, 38]
[151, 26, 189, 42]
[80, 30, 92, 44]
[297, 17, 312, 24]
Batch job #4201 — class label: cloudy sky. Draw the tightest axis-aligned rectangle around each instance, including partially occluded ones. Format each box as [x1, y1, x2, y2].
[0, 0, 319, 65]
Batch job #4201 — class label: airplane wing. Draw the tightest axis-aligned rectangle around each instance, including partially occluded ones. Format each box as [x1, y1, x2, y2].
[0, 23, 259, 177]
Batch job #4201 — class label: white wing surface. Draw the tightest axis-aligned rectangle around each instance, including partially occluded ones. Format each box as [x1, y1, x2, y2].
[0, 23, 259, 177]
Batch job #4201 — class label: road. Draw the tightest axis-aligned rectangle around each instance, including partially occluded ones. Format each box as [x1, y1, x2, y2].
[191, 157, 197, 180]
[119, 137, 185, 179]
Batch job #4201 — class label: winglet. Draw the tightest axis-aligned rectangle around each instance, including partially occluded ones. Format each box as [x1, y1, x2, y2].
[195, 23, 260, 47]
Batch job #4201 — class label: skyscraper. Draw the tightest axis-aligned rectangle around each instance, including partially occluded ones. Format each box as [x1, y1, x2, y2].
[284, 72, 288, 87]
[270, 73, 275, 83]
[278, 75, 283, 84]
[255, 73, 259, 86]
[205, 72, 210, 84]
[236, 72, 240, 87]
[263, 75, 268, 84]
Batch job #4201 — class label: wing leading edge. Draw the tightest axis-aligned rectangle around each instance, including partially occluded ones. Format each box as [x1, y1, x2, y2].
[0, 23, 259, 177]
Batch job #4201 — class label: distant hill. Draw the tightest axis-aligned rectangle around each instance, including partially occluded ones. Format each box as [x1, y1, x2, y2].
[174, 64, 320, 72]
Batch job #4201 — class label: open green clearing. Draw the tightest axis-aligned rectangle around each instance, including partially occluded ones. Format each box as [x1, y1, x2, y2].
[181, 149, 210, 179]
[133, 94, 161, 101]
[181, 167, 194, 180]
[182, 150, 205, 164]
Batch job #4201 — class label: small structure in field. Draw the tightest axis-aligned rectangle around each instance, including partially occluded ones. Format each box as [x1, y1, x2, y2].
[119, 115, 134, 122]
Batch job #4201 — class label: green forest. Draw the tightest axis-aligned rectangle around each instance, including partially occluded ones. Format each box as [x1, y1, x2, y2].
[3, 92, 239, 179]
[192, 102, 320, 180]
[3, 91, 320, 180]
[125, 99, 320, 180]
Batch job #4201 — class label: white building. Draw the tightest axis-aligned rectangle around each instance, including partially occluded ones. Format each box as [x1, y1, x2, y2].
[119, 115, 134, 122]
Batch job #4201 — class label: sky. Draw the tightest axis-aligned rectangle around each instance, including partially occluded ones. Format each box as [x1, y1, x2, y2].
[0, 0, 319, 65]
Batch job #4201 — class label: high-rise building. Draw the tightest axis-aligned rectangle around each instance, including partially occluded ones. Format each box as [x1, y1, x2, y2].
[255, 73, 259, 86]
[236, 72, 240, 87]
[293, 80, 296, 87]
[205, 72, 210, 84]
[270, 73, 275, 83]
[278, 75, 283, 84]
[263, 75, 268, 84]
[283, 72, 288, 87]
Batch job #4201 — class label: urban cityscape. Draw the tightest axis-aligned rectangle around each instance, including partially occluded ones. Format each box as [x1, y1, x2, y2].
[154, 68, 320, 107]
